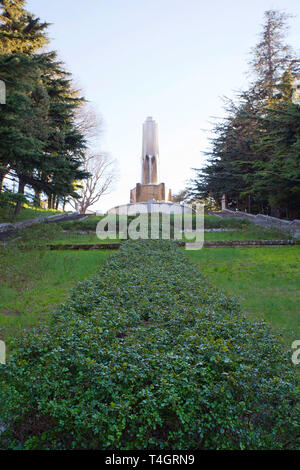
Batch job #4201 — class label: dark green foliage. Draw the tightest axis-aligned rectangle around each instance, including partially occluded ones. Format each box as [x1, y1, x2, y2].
[0, 240, 298, 450]
[251, 102, 300, 217]
[0, 190, 27, 212]
[0, 1, 88, 211]
[190, 10, 300, 218]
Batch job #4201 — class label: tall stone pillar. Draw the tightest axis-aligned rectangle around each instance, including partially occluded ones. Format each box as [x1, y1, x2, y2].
[130, 116, 172, 203]
[141, 117, 159, 184]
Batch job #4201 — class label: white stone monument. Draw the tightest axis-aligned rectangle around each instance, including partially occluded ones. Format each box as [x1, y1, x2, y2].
[130, 116, 172, 204]
[107, 117, 192, 214]
[141, 116, 160, 184]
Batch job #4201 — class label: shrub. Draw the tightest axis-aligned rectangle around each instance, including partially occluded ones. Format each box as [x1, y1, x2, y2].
[0, 240, 298, 450]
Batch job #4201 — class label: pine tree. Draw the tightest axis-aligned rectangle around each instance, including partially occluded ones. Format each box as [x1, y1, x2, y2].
[190, 9, 300, 217]
[0, 1, 89, 214]
[249, 10, 299, 101]
[0, 0, 49, 54]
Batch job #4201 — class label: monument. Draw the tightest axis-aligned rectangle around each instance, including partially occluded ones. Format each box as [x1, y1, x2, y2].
[130, 117, 172, 204]
[107, 117, 191, 215]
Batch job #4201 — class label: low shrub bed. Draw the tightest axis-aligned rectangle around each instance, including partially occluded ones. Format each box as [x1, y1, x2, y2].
[0, 240, 298, 450]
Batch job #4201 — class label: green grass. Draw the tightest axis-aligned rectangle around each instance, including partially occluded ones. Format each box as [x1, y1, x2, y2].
[1, 213, 297, 350]
[204, 225, 290, 241]
[60, 214, 253, 232]
[0, 248, 110, 340]
[4, 216, 290, 248]
[185, 246, 300, 346]
[0, 204, 62, 224]
[204, 214, 252, 229]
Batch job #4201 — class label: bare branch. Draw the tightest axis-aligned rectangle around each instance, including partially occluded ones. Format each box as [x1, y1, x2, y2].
[70, 152, 118, 214]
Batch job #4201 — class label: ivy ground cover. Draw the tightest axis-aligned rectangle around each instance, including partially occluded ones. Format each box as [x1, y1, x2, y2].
[0, 240, 298, 449]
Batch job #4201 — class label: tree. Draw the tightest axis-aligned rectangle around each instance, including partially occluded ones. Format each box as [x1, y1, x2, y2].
[172, 189, 189, 203]
[75, 102, 103, 144]
[69, 152, 117, 214]
[249, 10, 298, 101]
[0, 1, 89, 214]
[0, 0, 50, 204]
[0, 0, 49, 54]
[190, 9, 300, 217]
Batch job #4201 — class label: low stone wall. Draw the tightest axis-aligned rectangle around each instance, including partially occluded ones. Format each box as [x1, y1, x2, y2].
[18, 240, 300, 251]
[220, 209, 300, 237]
[0, 212, 86, 241]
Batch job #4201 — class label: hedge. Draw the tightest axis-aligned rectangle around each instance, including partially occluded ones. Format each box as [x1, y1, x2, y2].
[0, 240, 298, 450]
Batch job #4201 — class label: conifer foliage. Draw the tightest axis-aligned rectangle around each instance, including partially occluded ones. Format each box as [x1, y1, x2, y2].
[190, 10, 300, 218]
[0, 0, 88, 213]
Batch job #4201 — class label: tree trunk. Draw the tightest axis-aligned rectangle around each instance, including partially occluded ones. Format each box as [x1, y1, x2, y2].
[0, 173, 5, 193]
[33, 188, 41, 208]
[14, 178, 25, 216]
[48, 194, 52, 210]
[0, 167, 8, 192]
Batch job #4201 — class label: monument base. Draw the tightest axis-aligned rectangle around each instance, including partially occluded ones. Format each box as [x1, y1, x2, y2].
[107, 202, 192, 215]
[130, 183, 172, 203]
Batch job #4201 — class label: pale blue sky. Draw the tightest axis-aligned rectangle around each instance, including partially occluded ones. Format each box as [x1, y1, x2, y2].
[27, 0, 300, 211]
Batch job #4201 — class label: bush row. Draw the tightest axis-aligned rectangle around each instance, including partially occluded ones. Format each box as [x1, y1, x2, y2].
[0, 240, 298, 449]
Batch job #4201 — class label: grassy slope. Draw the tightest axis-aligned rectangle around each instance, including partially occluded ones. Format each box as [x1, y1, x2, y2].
[1, 214, 298, 348]
[204, 226, 291, 241]
[186, 246, 300, 346]
[0, 249, 110, 340]
[44, 225, 290, 245]
[0, 205, 62, 224]
[3, 215, 289, 247]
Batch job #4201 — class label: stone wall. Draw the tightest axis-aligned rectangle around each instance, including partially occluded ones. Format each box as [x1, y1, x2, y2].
[220, 209, 300, 237]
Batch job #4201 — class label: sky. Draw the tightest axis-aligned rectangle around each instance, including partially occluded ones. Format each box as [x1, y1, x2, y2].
[27, 0, 300, 212]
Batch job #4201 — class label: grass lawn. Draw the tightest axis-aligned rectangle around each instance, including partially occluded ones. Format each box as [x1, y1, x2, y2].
[1, 213, 297, 352]
[52, 225, 289, 244]
[0, 248, 110, 341]
[185, 246, 300, 347]
[0, 204, 62, 224]
[2, 217, 290, 247]
[203, 225, 290, 241]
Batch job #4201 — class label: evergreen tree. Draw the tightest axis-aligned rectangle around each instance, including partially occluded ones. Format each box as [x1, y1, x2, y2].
[0, 1, 89, 213]
[251, 78, 300, 218]
[249, 10, 298, 101]
[0, 0, 49, 54]
[190, 9, 300, 217]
